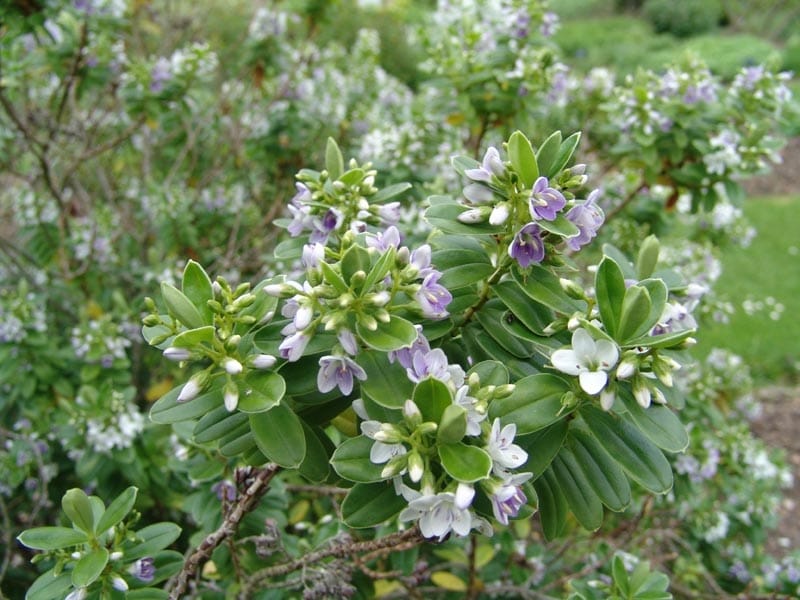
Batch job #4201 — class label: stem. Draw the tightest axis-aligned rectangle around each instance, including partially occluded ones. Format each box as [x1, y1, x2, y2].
[167, 464, 280, 599]
[602, 180, 647, 223]
[454, 253, 512, 333]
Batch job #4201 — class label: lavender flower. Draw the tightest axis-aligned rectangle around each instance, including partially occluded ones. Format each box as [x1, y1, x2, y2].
[310, 208, 342, 243]
[464, 147, 505, 182]
[565, 189, 604, 251]
[149, 57, 171, 93]
[529, 177, 566, 221]
[278, 331, 311, 361]
[407, 348, 450, 383]
[508, 222, 545, 268]
[367, 225, 402, 251]
[398, 491, 475, 541]
[415, 272, 452, 319]
[131, 557, 156, 583]
[317, 355, 367, 395]
[388, 327, 431, 368]
[490, 480, 528, 525]
[486, 419, 527, 477]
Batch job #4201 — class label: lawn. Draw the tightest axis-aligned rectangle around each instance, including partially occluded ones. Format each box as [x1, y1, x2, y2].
[693, 195, 800, 382]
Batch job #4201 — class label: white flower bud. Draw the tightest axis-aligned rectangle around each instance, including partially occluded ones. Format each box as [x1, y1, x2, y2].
[407, 451, 424, 483]
[633, 378, 651, 409]
[223, 358, 243, 375]
[616, 358, 637, 380]
[457, 208, 486, 223]
[251, 354, 277, 369]
[177, 376, 203, 402]
[109, 551, 123, 561]
[111, 575, 129, 592]
[224, 383, 239, 412]
[600, 387, 615, 411]
[163, 347, 192, 362]
[489, 203, 509, 225]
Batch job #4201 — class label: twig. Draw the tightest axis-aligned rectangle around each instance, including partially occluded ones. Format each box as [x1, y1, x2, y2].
[167, 464, 280, 599]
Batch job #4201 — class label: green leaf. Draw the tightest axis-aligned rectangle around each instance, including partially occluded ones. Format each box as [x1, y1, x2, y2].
[550, 451, 604, 530]
[238, 371, 286, 413]
[219, 429, 256, 458]
[424, 202, 503, 236]
[126, 523, 182, 561]
[550, 131, 581, 177]
[474, 306, 534, 359]
[494, 280, 555, 335]
[342, 482, 407, 528]
[341, 245, 371, 287]
[536, 213, 580, 237]
[182, 260, 214, 325]
[433, 249, 494, 289]
[25, 570, 72, 600]
[517, 420, 568, 477]
[512, 265, 585, 315]
[438, 443, 492, 482]
[62, 488, 96, 534]
[72, 547, 109, 588]
[357, 315, 418, 352]
[150, 382, 222, 424]
[362, 245, 396, 293]
[96, 486, 137, 534]
[161, 282, 205, 329]
[567, 428, 631, 512]
[325, 137, 344, 179]
[626, 328, 695, 349]
[580, 404, 672, 494]
[193, 406, 249, 444]
[250, 403, 306, 468]
[320, 261, 349, 295]
[467, 360, 509, 387]
[298, 423, 332, 483]
[371, 182, 412, 203]
[595, 257, 626, 339]
[357, 350, 415, 409]
[437, 404, 468, 444]
[507, 131, 538, 187]
[451, 155, 481, 177]
[171, 326, 215, 348]
[636, 278, 668, 339]
[413, 377, 453, 423]
[536, 131, 562, 178]
[617, 285, 652, 343]
[273, 236, 305, 261]
[489, 374, 571, 435]
[17, 527, 89, 550]
[635, 235, 660, 280]
[339, 167, 365, 186]
[619, 391, 689, 453]
[331, 436, 386, 483]
[534, 467, 568, 540]
[126, 590, 170, 600]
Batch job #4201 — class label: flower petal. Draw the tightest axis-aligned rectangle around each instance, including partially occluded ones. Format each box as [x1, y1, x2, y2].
[551, 348, 583, 375]
[579, 370, 608, 395]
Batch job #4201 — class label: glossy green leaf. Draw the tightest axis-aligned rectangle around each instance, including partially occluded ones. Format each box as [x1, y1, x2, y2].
[17, 527, 89, 551]
[462, 325, 539, 380]
[25, 570, 72, 600]
[636, 235, 660, 280]
[342, 482, 407, 528]
[150, 382, 221, 424]
[325, 137, 344, 179]
[62, 488, 95, 534]
[601, 243, 637, 280]
[551, 451, 604, 530]
[357, 315, 418, 352]
[437, 404, 468, 444]
[550, 131, 581, 177]
[494, 280, 554, 335]
[536, 213, 580, 237]
[250, 403, 306, 468]
[126, 523, 182, 561]
[413, 377, 453, 423]
[339, 167, 365, 186]
[238, 371, 286, 413]
[595, 257, 626, 339]
[637, 278, 669, 339]
[626, 328, 695, 349]
[517, 420, 568, 478]
[298, 423, 332, 483]
[362, 246, 396, 293]
[72, 547, 109, 588]
[341, 245, 371, 287]
[424, 202, 503, 236]
[489, 374, 570, 435]
[331, 435, 386, 483]
[507, 131, 538, 187]
[534, 467, 568, 540]
[96, 486, 137, 534]
[219, 429, 256, 458]
[320, 261, 349, 295]
[433, 249, 494, 289]
[617, 285, 652, 343]
[161, 282, 205, 329]
[273, 236, 304, 261]
[467, 360, 509, 387]
[535, 131, 562, 178]
[512, 265, 585, 315]
[619, 391, 689, 453]
[438, 443, 492, 482]
[357, 350, 414, 409]
[193, 407, 249, 444]
[182, 260, 214, 325]
[475, 306, 534, 359]
[499, 314, 562, 359]
[171, 325, 215, 348]
[451, 155, 481, 177]
[567, 427, 631, 512]
[371, 182, 412, 203]
[580, 404, 672, 494]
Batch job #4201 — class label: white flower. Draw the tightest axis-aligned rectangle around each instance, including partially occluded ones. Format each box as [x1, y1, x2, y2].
[398, 492, 474, 541]
[550, 328, 619, 395]
[486, 419, 527, 476]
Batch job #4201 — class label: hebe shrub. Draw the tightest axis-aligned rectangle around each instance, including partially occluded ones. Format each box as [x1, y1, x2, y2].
[643, 0, 723, 38]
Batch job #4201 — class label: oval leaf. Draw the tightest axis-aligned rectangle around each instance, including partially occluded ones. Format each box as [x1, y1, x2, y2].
[72, 547, 109, 588]
[489, 374, 571, 435]
[507, 131, 538, 187]
[17, 527, 89, 551]
[161, 282, 205, 329]
[342, 482, 407, 528]
[438, 443, 492, 482]
[619, 390, 689, 453]
[331, 435, 386, 483]
[551, 451, 604, 531]
[96, 486, 138, 534]
[26, 570, 72, 600]
[62, 488, 96, 534]
[357, 315, 418, 352]
[357, 350, 415, 409]
[238, 371, 286, 413]
[250, 403, 306, 468]
[126, 523, 182, 561]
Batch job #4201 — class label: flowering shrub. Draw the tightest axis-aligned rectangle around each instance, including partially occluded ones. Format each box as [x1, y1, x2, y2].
[2, 0, 798, 598]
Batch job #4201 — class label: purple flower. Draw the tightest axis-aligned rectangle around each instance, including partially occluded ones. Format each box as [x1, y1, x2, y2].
[490, 482, 528, 525]
[464, 147, 505, 182]
[302, 243, 325, 269]
[410, 244, 433, 278]
[337, 329, 359, 356]
[388, 327, 430, 369]
[317, 355, 367, 395]
[486, 419, 527, 476]
[407, 348, 450, 383]
[565, 189, 604, 251]
[149, 58, 172, 93]
[508, 223, 545, 267]
[212, 480, 236, 502]
[278, 331, 311, 361]
[309, 208, 342, 243]
[529, 177, 566, 221]
[367, 225, 402, 252]
[131, 557, 156, 583]
[540, 12, 559, 37]
[376, 202, 401, 225]
[415, 272, 452, 319]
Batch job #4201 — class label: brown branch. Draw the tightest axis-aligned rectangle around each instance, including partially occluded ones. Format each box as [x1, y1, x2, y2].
[167, 464, 280, 599]
[239, 526, 423, 597]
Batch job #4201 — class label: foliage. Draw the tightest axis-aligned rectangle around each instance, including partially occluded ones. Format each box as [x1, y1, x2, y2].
[642, 0, 724, 38]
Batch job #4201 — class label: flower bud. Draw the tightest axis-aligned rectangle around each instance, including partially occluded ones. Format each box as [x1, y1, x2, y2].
[367, 291, 391, 307]
[373, 424, 404, 444]
[380, 454, 407, 479]
[223, 358, 243, 375]
[403, 400, 422, 427]
[616, 357, 637, 380]
[633, 377, 651, 409]
[164, 347, 191, 362]
[178, 372, 207, 402]
[109, 551, 123, 561]
[417, 422, 438, 436]
[250, 354, 277, 369]
[224, 381, 239, 412]
[567, 315, 581, 331]
[407, 450, 424, 483]
[457, 208, 488, 224]
[358, 313, 378, 331]
[493, 384, 516, 399]
[489, 203, 510, 226]
[142, 314, 160, 327]
[111, 575, 129, 592]
[559, 279, 586, 300]
[600, 387, 615, 411]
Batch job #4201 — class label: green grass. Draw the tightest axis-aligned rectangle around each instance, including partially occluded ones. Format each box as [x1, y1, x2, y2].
[693, 196, 800, 383]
